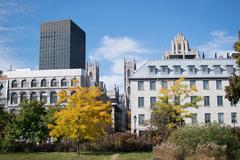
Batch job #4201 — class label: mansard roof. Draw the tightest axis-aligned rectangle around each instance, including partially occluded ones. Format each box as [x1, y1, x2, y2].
[129, 58, 237, 79]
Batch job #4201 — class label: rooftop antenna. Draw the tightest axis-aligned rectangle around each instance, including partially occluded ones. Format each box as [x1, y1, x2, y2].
[10, 64, 12, 71]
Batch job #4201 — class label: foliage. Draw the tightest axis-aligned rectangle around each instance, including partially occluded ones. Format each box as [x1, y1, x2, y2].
[225, 38, 240, 103]
[225, 74, 240, 104]
[188, 143, 227, 160]
[153, 143, 183, 160]
[4, 100, 48, 144]
[150, 77, 202, 130]
[0, 106, 13, 138]
[48, 86, 112, 154]
[168, 124, 240, 160]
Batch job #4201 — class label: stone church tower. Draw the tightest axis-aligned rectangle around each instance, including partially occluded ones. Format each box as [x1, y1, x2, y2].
[86, 61, 99, 86]
[124, 59, 136, 109]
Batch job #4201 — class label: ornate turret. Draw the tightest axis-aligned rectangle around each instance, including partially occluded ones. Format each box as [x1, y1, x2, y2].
[164, 33, 199, 59]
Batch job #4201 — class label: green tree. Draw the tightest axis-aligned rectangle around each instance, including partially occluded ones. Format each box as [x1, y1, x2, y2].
[0, 105, 12, 139]
[150, 77, 202, 130]
[225, 35, 240, 104]
[48, 86, 112, 155]
[5, 100, 49, 144]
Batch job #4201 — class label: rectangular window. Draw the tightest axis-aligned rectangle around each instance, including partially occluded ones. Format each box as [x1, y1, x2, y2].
[204, 96, 210, 107]
[217, 96, 223, 106]
[201, 65, 209, 74]
[205, 113, 211, 123]
[190, 96, 197, 104]
[138, 97, 144, 108]
[138, 81, 144, 91]
[203, 80, 209, 90]
[174, 66, 181, 74]
[190, 80, 196, 88]
[161, 66, 169, 75]
[150, 81, 156, 91]
[148, 66, 156, 75]
[150, 97, 157, 109]
[138, 114, 145, 126]
[162, 80, 168, 89]
[216, 80, 222, 90]
[191, 113, 198, 124]
[218, 113, 224, 124]
[231, 112, 237, 124]
[214, 65, 222, 74]
[188, 65, 196, 74]
[230, 99, 236, 106]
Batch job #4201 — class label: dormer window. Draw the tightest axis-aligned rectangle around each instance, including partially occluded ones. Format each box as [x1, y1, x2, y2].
[148, 66, 156, 75]
[214, 65, 222, 74]
[201, 65, 209, 74]
[188, 65, 196, 74]
[226, 65, 234, 74]
[161, 66, 169, 75]
[173, 66, 181, 74]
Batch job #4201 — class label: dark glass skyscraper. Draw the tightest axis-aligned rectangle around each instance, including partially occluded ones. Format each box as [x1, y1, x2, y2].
[39, 19, 85, 70]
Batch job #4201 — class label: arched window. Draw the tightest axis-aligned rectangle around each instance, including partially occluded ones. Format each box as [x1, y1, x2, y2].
[71, 78, 77, 86]
[127, 69, 131, 77]
[40, 92, 47, 103]
[21, 80, 27, 88]
[11, 92, 18, 104]
[31, 79, 37, 87]
[20, 92, 27, 101]
[51, 79, 57, 87]
[61, 78, 67, 87]
[41, 79, 47, 87]
[30, 92, 37, 101]
[50, 91, 57, 104]
[12, 80, 18, 88]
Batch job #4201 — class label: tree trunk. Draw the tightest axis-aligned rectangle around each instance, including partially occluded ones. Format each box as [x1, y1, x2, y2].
[77, 142, 80, 155]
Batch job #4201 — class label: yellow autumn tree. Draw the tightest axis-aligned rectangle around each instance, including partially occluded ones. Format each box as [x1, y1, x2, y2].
[48, 86, 112, 154]
[150, 77, 202, 130]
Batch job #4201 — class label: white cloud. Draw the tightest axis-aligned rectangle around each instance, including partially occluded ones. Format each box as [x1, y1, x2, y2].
[0, 26, 28, 32]
[0, 0, 38, 21]
[90, 35, 154, 92]
[197, 30, 236, 57]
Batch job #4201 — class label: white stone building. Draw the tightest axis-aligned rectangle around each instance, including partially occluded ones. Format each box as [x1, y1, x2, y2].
[129, 34, 239, 134]
[1, 68, 88, 112]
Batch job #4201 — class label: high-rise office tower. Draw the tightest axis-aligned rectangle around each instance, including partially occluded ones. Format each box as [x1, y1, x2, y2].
[39, 19, 85, 70]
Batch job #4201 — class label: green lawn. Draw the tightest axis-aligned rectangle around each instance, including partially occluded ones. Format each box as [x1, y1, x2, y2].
[0, 152, 153, 160]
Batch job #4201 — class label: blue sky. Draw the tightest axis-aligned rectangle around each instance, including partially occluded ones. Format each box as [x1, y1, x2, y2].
[0, 0, 239, 91]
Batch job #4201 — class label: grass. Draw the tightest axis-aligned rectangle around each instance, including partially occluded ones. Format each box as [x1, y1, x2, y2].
[0, 152, 153, 160]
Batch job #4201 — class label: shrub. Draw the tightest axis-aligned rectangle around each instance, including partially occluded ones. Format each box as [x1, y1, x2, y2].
[153, 143, 183, 160]
[168, 124, 240, 160]
[187, 143, 227, 160]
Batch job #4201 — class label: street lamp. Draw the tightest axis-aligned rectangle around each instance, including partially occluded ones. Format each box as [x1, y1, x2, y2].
[133, 115, 137, 134]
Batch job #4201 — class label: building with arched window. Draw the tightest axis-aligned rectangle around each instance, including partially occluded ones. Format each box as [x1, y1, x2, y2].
[2, 68, 90, 111]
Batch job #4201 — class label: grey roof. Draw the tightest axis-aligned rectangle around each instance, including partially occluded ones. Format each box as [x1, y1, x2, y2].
[129, 58, 237, 79]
